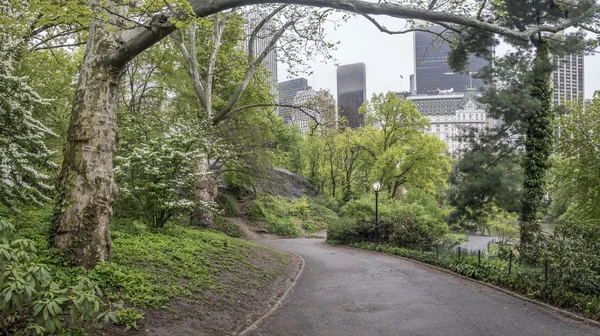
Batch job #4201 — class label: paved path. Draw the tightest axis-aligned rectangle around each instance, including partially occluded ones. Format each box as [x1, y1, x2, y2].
[460, 235, 499, 251]
[250, 239, 599, 336]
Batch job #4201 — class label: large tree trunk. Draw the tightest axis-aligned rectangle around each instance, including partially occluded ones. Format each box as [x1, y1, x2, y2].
[51, 1, 123, 269]
[520, 40, 553, 245]
[189, 158, 218, 227]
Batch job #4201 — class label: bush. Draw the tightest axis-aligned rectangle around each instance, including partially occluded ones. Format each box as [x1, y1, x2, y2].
[329, 203, 448, 247]
[310, 195, 338, 212]
[248, 194, 337, 235]
[115, 307, 144, 331]
[309, 203, 339, 225]
[440, 233, 469, 246]
[0, 220, 115, 334]
[216, 192, 239, 217]
[264, 215, 300, 236]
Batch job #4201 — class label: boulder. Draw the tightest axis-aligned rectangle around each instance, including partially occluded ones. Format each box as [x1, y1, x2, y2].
[256, 168, 317, 198]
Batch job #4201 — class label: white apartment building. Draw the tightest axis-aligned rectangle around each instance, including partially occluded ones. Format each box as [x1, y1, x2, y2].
[400, 88, 494, 155]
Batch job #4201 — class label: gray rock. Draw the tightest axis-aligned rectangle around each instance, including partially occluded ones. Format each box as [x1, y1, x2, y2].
[255, 168, 317, 198]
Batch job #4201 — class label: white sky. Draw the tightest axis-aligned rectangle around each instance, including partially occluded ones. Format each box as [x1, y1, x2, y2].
[277, 15, 600, 100]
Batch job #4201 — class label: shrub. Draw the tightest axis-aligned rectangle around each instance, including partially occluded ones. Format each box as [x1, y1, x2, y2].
[440, 233, 469, 246]
[115, 307, 144, 331]
[216, 192, 239, 218]
[328, 203, 448, 247]
[339, 197, 376, 219]
[310, 195, 338, 212]
[248, 194, 336, 235]
[264, 215, 299, 236]
[309, 203, 338, 225]
[0, 220, 115, 334]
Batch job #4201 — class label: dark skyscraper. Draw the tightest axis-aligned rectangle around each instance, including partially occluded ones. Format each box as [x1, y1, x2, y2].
[278, 78, 309, 123]
[337, 63, 367, 128]
[414, 25, 488, 94]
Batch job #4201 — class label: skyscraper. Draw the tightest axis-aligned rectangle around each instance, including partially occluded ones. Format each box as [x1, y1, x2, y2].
[552, 53, 584, 108]
[337, 63, 367, 128]
[278, 78, 309, 123]
[291, 88, 336, 135]
[414, 25, 488, 94]
[244, 12, 279, 100]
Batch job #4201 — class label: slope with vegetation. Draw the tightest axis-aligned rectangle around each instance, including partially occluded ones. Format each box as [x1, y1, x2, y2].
[1, 206, 300, 335]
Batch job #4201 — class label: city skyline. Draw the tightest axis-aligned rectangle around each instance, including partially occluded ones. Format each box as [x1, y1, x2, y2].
[277, 15, 600, 101]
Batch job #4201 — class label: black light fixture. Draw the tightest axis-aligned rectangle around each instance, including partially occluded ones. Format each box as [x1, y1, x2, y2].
[373, 181, 381, 244]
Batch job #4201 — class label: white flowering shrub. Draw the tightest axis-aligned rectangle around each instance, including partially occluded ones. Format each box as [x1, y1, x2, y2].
[114, 126, 218, 227]
[0, 3, 56, 211]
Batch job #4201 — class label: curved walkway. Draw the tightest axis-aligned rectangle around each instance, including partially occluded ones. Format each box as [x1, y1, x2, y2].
[250, 239, 599, 336]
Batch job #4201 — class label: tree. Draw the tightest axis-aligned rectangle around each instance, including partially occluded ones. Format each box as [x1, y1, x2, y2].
[553, 95, 600, 224]
[448, 0, 598, 244]
[42, 0, 598, 267]
[448, 130, 524, 228]
[355, 92, 450, 197]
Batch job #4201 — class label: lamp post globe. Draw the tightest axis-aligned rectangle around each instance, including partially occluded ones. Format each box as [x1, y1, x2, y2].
[373, 181, 380, 244]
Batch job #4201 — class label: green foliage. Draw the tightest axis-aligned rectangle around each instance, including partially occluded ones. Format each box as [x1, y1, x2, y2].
[553, 95, 600, 224]
[448, 133, 523, 229]
[331, 188, 451, 247]
[440, 233, 469, 246]
[265, 216, 300, 237]
[298, 92, 450, 201]
[216, 192, 240, 218]
[310, 195, 338, 212]
[249, 194, 337, 236]
[520, 41, 554, 244]
[0, 220, 113, 334]
[90, 224, 283, 310]
[114, 307, 144, 331]
[213, 216, 243, 238]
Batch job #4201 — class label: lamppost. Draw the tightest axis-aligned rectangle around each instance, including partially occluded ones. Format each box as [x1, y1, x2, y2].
[373, 181, 381, 244]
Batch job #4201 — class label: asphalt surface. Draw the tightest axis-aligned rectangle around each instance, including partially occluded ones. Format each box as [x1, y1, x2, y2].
[250, 239, 600, 336]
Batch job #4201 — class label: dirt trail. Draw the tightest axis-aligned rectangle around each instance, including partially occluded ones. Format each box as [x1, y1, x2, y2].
[226, 217, 279, 241]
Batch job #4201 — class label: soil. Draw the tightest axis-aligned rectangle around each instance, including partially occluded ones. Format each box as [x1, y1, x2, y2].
[227, 217, 279, 241]
[94, 243, 301, 336]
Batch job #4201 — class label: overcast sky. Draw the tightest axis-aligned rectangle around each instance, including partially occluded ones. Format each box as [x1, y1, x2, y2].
[277, 15, 600, 100]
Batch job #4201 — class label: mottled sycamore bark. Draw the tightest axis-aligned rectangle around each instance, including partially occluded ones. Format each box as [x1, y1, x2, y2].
[51, 0, 124, 268]
[189, 158, 218, 227]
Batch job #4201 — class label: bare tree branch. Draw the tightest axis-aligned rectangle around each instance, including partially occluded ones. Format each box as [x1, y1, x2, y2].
[172, 23, 208, 113]
[247, 5, 289, 65]
[212, 19, 294, 124]
[34, 42, 87, 50]
[362, 14, 451, 42]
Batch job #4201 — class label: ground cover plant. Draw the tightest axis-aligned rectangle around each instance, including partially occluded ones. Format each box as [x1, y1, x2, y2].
[249, 193, 338, 236]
